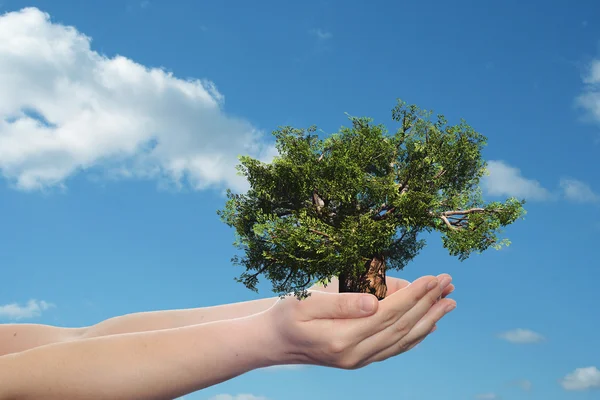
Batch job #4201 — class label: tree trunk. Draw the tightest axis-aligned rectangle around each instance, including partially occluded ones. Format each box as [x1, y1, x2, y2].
[338, 255, 387, 300]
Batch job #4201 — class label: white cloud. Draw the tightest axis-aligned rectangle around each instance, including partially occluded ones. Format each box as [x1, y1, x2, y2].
[560, 178, 599, 203]
[482, 160, 551, 201]
[475, 393, 499, 400]
[560, 366, 600, 391]
[584, 60, 600, 84]
[209, 395, 268, 400]
[483, 161, 599, 205]
[576, 59, 600, 124]
[309, 28, 332, 40]
[0, 299, 54, 320]
[497, 328, 545, 344]
[0, 7, 276, 192]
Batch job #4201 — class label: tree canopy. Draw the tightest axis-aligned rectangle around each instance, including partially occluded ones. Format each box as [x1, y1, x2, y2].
[218, 100, 525, 299]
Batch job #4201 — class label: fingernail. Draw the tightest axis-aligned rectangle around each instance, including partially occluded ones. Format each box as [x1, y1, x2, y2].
[439, 277, 451, 291]
[427, 279, 439, 291]
[445, 304, 456, 313]
[360, 296, 377, 313]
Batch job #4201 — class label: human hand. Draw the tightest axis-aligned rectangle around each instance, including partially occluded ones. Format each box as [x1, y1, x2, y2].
[266, 275, 456, 370]
[310, 274, 455, 299]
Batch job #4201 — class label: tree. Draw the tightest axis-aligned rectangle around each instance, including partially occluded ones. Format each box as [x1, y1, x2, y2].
[218, 100, 525, 300]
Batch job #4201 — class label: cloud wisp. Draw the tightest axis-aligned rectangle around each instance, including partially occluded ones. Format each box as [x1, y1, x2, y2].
[0, 299, 54, 320]
[559, 178, 600, 203]
[483, 161, 598, 204]
[576, 59, 600, 125]
[309, 28, 332, 40]
[497, 328, 545, 344]
[474, 393, 499, 400]
[482, 160, 551, 201]
[509, 379, 532, 391]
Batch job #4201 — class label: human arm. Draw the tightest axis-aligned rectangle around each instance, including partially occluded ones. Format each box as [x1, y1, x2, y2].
[80, 274, 453, 339]
[0, 275, 454, 356]
[0, 298, 276, 357]
[0, 324, 84, 357]
[1, 314, 279, 400]
[0, 275, 455, 399]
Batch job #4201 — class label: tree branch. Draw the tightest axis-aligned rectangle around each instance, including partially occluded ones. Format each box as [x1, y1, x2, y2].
[440, 215, 457, 231]
[431, 207, 500, 231]
[447, 215, 468, 223]
[393, 230, 409, 245]
[300, 274, 312, 288]
[309, 228, 334, 241]
[402, 115, 412, 132]
[372, 205, 397, 221]
[246, 263, 272, 282]
[278, 268, 295, 291]
[433, 169, 446, 180]
[441, 208, 486, 216]
[374, 203, 388, 215]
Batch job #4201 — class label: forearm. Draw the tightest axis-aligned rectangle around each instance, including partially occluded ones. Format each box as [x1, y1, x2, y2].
[82, 285, 337, 339]
[0, 324, 84, 356]
[81, 297, 278, 339]
[1, 313, 284, 400]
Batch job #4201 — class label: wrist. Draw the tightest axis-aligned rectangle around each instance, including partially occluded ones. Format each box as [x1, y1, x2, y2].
[212, 310, 294, 371]
[253, 305, 307, 368]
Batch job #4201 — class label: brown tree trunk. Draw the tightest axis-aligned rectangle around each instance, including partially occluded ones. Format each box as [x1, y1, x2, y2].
[338, 255, 387, 300]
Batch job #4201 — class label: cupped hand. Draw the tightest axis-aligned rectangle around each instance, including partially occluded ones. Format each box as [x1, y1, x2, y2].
[310, 274, 455, 299]
[266, 275, 456, 370]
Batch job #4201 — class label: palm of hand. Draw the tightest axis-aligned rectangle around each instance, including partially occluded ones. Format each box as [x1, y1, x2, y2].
[268, 274, 455, 370]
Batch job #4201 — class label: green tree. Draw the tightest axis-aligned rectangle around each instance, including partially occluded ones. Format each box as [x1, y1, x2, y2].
[218, 100, 525, 300]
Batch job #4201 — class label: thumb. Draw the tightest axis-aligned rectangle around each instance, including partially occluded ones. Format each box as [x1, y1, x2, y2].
[304, 291, 379, 319]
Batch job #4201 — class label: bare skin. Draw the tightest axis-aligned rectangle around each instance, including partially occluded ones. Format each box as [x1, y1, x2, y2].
[0, 274, 455, 399]
[0, 274, 454, 357]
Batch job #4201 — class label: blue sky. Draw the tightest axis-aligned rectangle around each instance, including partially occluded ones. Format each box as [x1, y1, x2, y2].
[1, 1, 599, 399]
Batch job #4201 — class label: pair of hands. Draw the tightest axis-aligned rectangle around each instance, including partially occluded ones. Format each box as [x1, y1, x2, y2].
[265, 274, 455, 370]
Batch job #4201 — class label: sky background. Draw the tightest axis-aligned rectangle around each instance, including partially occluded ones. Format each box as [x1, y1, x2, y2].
[1, 1, 599, 399]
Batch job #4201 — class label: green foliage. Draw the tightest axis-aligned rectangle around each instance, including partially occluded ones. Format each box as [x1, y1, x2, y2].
[218, 100, 525, 298]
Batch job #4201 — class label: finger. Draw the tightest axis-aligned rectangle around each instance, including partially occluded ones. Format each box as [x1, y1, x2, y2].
[384, 277, 410, 295]
[405, 299, 456, 343]
[350, 276, 444, 356]
[441, 283, 454, 298]
[366, 300, 455, 364]
[403, 328, 431, 352]
[381, 322, 435, 357]
[385, 277, 448, 335]
[386, 274, 452, 298]
[436, 274, 453, 294]
[360, 322, 438, 367]
[346, 275, 440, 345]
[310, 275, 449, 297]
[301, 291, 379, 320]
[435, 275, 453, 300]
[379, 275, 440, 316]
